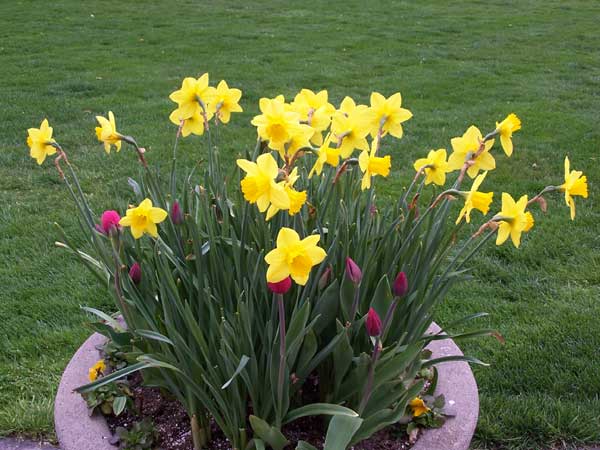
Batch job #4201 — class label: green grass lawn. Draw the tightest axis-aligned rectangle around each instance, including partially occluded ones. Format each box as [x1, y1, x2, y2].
[1, 1, 599, 449]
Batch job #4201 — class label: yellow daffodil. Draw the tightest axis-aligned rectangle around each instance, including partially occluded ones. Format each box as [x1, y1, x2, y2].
[169, 74, 216, 120]
[331, 101, 373, 158]
[409, 397, 430, 417]
[560, 156, 588, 220]
[495, 193, 534, 248]
[456, 172, 494, 224]
[95, 111, 122, 154]
[251, 96, 308, 157]
[290, 89, 335, 146]
[309, 134, 341, 178]
[266, 168, 307, 220]
[369, 91, 413, 138]
[286, 123, 315, 158]
[27, 119, 57, 165]
[169, 108, 205, 137]
[495, 113, 521, 156]
[210, 80, 243, 124]
[88, 359, 106, 382]
[358, 139, 391, 190]
[237, 153, 290, 213]
[119, 198, 168, 239]
[448, 125, 495, 178]
[413, 148, 450, 186]
[265, 227, 327, 285]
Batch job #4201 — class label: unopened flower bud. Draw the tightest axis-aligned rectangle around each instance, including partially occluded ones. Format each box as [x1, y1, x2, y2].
[392, 271, 408, 298]
[345, 257, 362, 285]
[366, 308, 382, 337]
[171, 200, 183, 225]
[100, 210, 121, 235]
[268, 276, 292, 295]
[318, 265, 333, 290]
[129, 262, 142, 285]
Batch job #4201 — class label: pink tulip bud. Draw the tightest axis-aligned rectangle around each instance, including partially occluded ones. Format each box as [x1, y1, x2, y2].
[318, 265, 333, 290]
[268, 276, 292, 295]
[100, 210, 121, 235]
[366, 308, 382, 337]
[345, 257, 362, 284]
[392, 272, 408, 298]
[129, 263, 142, 285]
[171, 200, 183, 225]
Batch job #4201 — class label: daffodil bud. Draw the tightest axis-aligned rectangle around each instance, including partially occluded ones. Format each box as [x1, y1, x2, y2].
[345, 257, 362, 285]
[129, 262, 142, 285]
[268, 276, 292, 295]
[365, 308, 382, 337]
[171, 200, 183, 225]
[100, 210, 121, 235]
[392, 271, 408, 298]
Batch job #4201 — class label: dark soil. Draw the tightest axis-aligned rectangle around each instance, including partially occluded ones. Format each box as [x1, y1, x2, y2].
[105, 373, 413, 450]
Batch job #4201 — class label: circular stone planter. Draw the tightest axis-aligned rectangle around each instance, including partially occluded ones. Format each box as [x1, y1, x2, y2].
[55, 323, 478, 450]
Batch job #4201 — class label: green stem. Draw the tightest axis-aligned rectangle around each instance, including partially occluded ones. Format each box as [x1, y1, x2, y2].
[276, 293, 287, 426]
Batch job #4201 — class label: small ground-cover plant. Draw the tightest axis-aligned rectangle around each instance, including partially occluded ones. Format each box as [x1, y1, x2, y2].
[26, 74, 588, 450]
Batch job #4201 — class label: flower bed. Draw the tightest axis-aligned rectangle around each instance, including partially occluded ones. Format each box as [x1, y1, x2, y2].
[30, 75, 587, 450]
[55, 323, 477, 450]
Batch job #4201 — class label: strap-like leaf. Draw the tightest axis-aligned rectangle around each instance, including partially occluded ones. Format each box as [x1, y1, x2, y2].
[323, 415, 363, 450]
[283, 403, 358, 424]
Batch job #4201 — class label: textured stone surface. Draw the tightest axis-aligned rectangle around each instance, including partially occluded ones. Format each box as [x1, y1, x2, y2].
[0, 438, 56, 450]
[54, 332, 114, 450]
[412, 323, 479, 450]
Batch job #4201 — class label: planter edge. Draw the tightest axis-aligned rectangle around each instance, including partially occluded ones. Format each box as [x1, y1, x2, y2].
[55, 323, 478, 450]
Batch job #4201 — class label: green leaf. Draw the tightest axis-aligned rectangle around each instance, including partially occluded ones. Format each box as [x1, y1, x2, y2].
[249, 415, 289, 450]
[310, 280, 340, 335]
[81, 306, 122, 331]
[296, 441, 317, 450]
[222, 355, 250, 390]
[283, 403, 358, 424]
[323, 415, 363, 450]
[422, 355, 489, 368]
[136, 329, 174, 345]
[75, 361, 150, 394]
[370, 275, 393, 320]
[112, 396, 127, 416]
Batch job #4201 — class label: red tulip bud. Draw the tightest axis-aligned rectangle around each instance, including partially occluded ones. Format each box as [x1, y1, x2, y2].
[171, 200, 183, 225]
[129, 263, 142, 285]
[100, 210, 121, 235]
[345, 257, 362, 284]
[318, 265, 333, 290]
[268, 276, 292, 295]
[392, 271, 408, 298]
[366, 308, 382, 337]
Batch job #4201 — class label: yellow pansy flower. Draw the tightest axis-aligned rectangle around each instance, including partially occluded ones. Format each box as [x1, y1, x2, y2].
[413, 148, 450, 186]
[290, 89, 335, 146]
[309, 134, 341, 178]
[88, 359, 106, 382]
[119, 198, 168, 239]
[95, 111, 122, 154]
[169, 74, 216, 120]
[210, 80, 243, 124]
[409, 397, 430, 417]
[495, 113, 521, 156]
[27, 119, 57, 165]
[266, 168, 307, 220]
[169, 107, 205, 137]
[265, 227, 327, 285]
[358, 139, 391, 190]
[456, 172, 494, 224]
[448, 125, 495, 178]
[251, 96, 308, 157]
[369, 91, 413, 138]
[237, 153, 290, 213]
[560, 156, 588, 220]
[495, 193, 534, 248]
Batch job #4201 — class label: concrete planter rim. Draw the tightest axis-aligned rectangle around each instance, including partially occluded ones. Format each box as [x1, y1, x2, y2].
[54, 322, 478, 450]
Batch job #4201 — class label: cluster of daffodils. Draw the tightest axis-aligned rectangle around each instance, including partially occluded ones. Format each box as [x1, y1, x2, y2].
[238, 89, 411, 222]
[26, 79, 589, 273]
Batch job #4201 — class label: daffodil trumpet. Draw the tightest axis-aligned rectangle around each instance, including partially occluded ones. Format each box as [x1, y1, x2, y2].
[455, 129, 498, 186]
